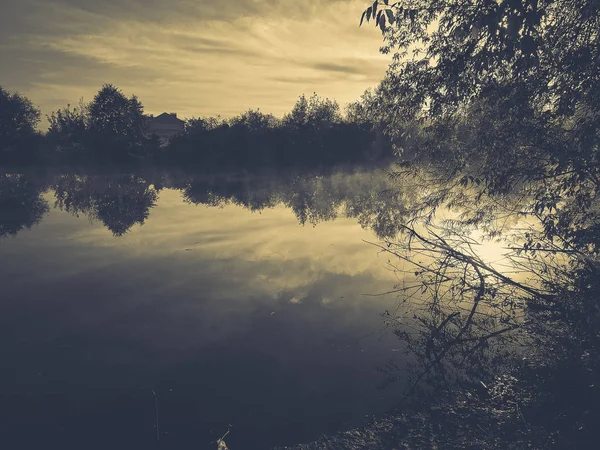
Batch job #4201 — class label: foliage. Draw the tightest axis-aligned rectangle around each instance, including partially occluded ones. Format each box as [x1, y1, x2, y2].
[47, 99, 90, 156]
[229, 109, 279, 132]
[45, 85, 158, 164]
[361, 0, 600, 120]
[1, 85, 391, 168]
[354, 1, 600, 447]
[282, 94, 342, 130]
[88, 84, 146, 144]
[0, 86, 41, 162]
[167, 93, 388, 169]
[358, 2, 600, 236]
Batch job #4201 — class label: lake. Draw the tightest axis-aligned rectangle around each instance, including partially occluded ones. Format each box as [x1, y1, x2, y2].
[0, 166, 410, 449]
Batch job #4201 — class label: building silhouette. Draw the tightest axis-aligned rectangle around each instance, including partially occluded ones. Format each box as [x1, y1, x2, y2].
[146, 112, 185, 144]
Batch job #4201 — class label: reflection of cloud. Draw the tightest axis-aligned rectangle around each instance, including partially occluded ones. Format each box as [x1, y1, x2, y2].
[65, 189, 388, 289]
[1, 188, 399, 352]
[1, 0, 389, 122]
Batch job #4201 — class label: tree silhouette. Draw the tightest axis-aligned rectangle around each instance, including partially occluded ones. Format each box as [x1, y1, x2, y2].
[88, 85, 145, 143]
[0, 174, 49, 237]
[361, 0, 600, 121]
[0, 86, 41, 162]
[46, 100, 90, 159]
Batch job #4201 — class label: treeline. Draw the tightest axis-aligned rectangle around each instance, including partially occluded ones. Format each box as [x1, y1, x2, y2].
[0, 84, 393, 168]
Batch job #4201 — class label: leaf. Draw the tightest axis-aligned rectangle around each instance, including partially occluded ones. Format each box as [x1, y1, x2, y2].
[372, 1, 378, 21]
[376, 10, 382, 26]
[366, 6, 372, 21]
[409, 9, 417, 23]
[360, 10, 366, 26]
[379, 14, 387, 32]
[385, 9, 395, 25]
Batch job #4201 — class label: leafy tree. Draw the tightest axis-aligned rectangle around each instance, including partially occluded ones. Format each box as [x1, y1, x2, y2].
[357, 1, 600, 445]
[282, 93, 341, 131]
[345, 89, 379, 125]
[46, 85, 154, 163]
[361, 0, 599, 120]
[356, 0, 600, 258]
[229, 109, 279, 132]
[46, 99, 90, 157]
[88, 84, 147, 148]
[359, 1, 600, 227]
[184, 116, 225, 133]
[0, 86, 41, 158]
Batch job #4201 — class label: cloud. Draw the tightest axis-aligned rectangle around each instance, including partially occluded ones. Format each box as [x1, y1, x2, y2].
[1, 0, 390, 123]
[312, 60, 372, 76]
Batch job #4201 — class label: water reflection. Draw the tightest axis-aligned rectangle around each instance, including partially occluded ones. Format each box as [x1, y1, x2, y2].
[0, 166, 407, 449]
[1, 166, 405, 238]
[0, 173, 49, 237]
[53, 174, 158, 236]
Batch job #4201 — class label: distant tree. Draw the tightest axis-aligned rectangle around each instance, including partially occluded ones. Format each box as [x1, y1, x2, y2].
[282, 94, 341, 131]
[345, 87, 397, 132]
[88, 84, 147, 149]
[46, 99, 90, 156]
[229, 109, 279, 132]
[0, 86, 41, 158]
[184, 116, 225, 133]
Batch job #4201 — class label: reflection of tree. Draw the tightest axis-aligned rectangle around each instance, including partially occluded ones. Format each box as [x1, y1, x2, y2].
[54, 174, 158, 236]
[179, 168, 407, 231]
[0, 166, 407, 239]
[281, 175, 340, 226]
[0, 174, 49, 237]
[182, 175, 278, 211]
[365, 161, 600, 447]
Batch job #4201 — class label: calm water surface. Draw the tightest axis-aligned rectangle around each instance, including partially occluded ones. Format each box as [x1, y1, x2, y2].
[0, 168, 408, 449]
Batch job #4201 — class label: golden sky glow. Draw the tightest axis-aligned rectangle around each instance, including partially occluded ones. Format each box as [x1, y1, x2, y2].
[1, 0, 390, 122]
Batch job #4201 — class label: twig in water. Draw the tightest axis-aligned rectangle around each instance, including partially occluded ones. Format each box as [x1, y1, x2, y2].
[516, 402, 529, 431]
[216, 426, 231, 450]
[151, 389, 160, 440]
[217, 430, 230, 450]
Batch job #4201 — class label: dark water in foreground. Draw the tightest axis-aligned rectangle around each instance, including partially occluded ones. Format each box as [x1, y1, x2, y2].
[0, 168, 408, 449]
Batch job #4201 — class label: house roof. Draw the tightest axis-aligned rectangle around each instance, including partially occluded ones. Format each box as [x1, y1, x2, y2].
[148, 112, 185, 124]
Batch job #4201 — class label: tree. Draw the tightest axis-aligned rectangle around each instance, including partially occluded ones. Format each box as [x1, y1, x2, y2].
[88, 84, 147, 149]
[356, 0, 600, 256]
[0, 86, 41, 156]
[356, 2, 600, 445]
[361, 0, 600, 120]
[229, 109, 279, 132]
[282, 93, 341, 131]
[46, 99, 90, 157]
[358, 1, 600, 218]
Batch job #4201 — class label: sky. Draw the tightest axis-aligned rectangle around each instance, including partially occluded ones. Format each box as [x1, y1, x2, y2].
[1, 0, 390, 123]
